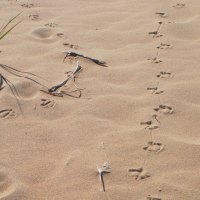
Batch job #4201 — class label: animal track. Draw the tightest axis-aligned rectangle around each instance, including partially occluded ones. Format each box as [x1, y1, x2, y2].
[149, 22, 163, 38]
[0, 109, 16, 119]
[63, 43, 80, 50]
[45, 23, 58, 28]
[140, 120, 159, 130]
[147, 196, 162, 200]
[128, 168, 150, 180]
[147, 125, 159, 131]
[148, 57, 162, 64]
[143, 141, 164, 152]
[56, 33, 65, 38]
[155, 12, 168, 18]
[156, 71, 174, 78]
[173, 3, 185, 8]
[154, 105, 174, 114]
[140, 114, 160, 129]
[40, 99, 56, 108]
[29, 15, 39, 21]
[147, 87, 164, 94]
[140, 120, 152, 128]
[21, 3, 34, 8]
[157, 43, 172, 50]
[149, 31, 163, 38]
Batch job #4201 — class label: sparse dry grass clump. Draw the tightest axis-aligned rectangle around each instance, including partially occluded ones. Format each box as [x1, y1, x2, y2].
[0, 13, 44, 113]
[0, 12, 22, 41]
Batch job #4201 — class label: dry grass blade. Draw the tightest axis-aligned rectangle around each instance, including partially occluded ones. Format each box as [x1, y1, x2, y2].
[0, 73, 23, 114]
[0, 75, 3, 89]
[0, 64, 47, 88]
[97, 162, 111, 192]
[0, 66, 48, 115]
[0, 12, 23, 41]
[0, 13, 48, 115]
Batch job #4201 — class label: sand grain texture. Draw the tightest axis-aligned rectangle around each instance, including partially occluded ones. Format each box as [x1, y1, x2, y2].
[0, 0, 200, 199]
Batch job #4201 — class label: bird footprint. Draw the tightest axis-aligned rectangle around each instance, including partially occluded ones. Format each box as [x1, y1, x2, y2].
[148, 57, 162, 64]
[56, 33, 65, 38]
[140, 114, 160, 129]
[63, 43, 80, 50]
[21, 3, 34, 8]
[147, 87, 164, 94]
[149, 31, 163, 38]
[128, 168, 150, 180]
[40, 99, 56, 108]
[147, 196, 162, 200]
[45, 23, 58, 28]
[157, 43, 172, 50]
[155, 12, 168, 18]
[143, 141, 164, 152]
[154, 105, 174, 114]
[173, 3, 185, 8]
[156, 71, 174, 78]
[0, 109, 16, 119]
[29, 15, 39, 21]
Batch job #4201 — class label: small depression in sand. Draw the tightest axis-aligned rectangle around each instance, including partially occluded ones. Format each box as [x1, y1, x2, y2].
[32, 28, 55, 41]
[0, 166, 16, 199]
[33, 28, 53, 38]
[14, 81, 40, 99]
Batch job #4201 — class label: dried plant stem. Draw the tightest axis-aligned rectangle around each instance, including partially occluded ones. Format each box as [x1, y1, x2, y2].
[48, 62, 82, 93]
[63, 52, 107, 67]
[97, 162, 111, 192]
[0, 12, 23, 41]
[0, 64, 47, 114]
[99, 172, 106, 192]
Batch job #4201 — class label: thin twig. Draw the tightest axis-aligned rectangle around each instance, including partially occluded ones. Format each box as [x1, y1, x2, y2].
[63, 52, 107, 67]
[0, 73, 23, 114]
[0, 64, 47, 88]
[48, 62, 82, 93]
[0, 64, 47, 115]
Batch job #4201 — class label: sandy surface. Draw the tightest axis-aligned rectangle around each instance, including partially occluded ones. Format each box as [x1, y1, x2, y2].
[0, 0, 200, 199]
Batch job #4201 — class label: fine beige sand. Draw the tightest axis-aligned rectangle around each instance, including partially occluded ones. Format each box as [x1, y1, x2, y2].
[0, 0, 200, 199]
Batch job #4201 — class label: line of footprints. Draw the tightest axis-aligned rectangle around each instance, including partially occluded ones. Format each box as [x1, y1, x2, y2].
[129, 4, 185, 199]
[99, 3, 183, 198]
[1, 0, 82, 119]
[0, 98, 55, 119]
[1, 1, 185, 199]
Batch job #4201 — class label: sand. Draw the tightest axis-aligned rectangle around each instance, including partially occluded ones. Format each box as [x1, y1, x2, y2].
[0, 0, 200, 199]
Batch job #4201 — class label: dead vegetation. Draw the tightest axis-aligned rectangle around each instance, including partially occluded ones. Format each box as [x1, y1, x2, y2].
[97, 162, 111, 192]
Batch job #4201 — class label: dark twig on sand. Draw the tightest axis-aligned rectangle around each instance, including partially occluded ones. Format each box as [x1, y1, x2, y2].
[63, 52, 107, 67]
[42, 62, 83, 98]
[48, 62, 82, 93]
